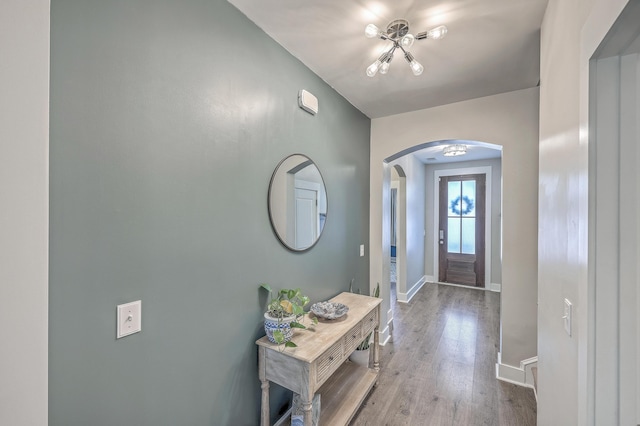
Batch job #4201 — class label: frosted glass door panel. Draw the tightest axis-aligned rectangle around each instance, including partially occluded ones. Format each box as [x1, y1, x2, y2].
[461, 181, 476, 216]
[461, 218, 475, 254]
[448, 181, 461, 215]
[448, 218, 461, 253]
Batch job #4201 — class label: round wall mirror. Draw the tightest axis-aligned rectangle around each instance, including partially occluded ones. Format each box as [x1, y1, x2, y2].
[268, 154, 328, 251]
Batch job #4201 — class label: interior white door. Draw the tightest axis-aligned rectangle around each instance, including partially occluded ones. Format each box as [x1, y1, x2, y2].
[294, 188, 317, 249]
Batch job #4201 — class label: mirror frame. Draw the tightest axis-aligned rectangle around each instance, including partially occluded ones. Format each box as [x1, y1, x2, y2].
[267, 154, 328, 252]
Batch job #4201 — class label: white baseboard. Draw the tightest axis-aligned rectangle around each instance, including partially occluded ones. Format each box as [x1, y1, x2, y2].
[490, 282, 502, 292]
[397, 275, 426, 303]
[495, 352, 535, 390]
[432, 281, 490, 291]
[521, 356, 537, 388]
[379, 312, 393, 346]
[425, 275, 435, 283]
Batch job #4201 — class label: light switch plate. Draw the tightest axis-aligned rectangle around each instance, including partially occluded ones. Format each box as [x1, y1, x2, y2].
[359, 244, 365, 257]
[117, 300, 141, 339]
[563, 298, 572, 337]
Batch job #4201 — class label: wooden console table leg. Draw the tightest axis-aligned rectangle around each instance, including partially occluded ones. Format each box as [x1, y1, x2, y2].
[302, 400, 313, 425]
[373, 326, 380, 373]
[258, 347, 270, 426]
[373, 308, 381, 387]
[260, 380, 270, 426]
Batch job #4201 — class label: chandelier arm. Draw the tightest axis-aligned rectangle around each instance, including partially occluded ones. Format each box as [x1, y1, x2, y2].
[398, 44, 414, 65]
[386, 45, 397, 63]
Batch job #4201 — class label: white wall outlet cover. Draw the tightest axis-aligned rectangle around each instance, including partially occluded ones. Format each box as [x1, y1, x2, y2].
[298, 89, 318, 115]
[359, 244, 365, 256]
[117, 300, 141, 339]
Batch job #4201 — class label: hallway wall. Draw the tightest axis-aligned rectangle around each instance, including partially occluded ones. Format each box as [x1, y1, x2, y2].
[49, 1, 370, 425]
[538, 0, 630, 424]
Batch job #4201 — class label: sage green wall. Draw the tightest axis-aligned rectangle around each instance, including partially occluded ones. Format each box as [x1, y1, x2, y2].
[49, 1, 370, 425]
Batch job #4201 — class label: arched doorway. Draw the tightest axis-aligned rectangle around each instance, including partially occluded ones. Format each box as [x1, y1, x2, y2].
[369, 94, 539, 376]
[377, 139, 502, 338]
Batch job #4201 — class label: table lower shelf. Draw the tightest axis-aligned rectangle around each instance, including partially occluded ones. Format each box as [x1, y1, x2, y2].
[280, 361, 378, 426]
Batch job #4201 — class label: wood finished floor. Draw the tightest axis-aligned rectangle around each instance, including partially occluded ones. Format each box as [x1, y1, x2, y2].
[350, 283, 536, 426]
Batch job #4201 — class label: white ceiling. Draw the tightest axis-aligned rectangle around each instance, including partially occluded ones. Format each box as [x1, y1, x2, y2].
[228, 0, 548, 119]
[410, 141, 502, 164]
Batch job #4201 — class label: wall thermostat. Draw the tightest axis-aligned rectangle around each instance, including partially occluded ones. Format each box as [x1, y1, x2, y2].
[298, 89, 318, 115]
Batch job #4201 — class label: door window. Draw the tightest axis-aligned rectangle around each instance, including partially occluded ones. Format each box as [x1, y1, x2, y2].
[447, 179, 476, 254]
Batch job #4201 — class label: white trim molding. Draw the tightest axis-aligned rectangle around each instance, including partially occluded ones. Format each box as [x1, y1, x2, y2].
[379, 310, 394, 346]
[397, 275, 426, 303]
[489, 282, 501, 292]
[430, 280, 493, 292]
[495, 352, 536, 390]
[521, 356, 538, 388]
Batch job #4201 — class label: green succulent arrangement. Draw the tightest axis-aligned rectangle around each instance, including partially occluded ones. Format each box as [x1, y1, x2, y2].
[260, 284, 317, 349]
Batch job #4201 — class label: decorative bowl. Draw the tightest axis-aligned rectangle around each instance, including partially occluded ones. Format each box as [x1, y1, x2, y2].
[310, 302, 349, 320]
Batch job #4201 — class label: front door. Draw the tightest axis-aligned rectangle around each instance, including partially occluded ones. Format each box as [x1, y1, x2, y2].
[438, 174, 486, 287]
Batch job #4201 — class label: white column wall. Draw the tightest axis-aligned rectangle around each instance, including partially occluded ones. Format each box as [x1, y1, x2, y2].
[389, 155, 426, 301]
[538, 0, 630, 424]
[0, 1, 50, 425]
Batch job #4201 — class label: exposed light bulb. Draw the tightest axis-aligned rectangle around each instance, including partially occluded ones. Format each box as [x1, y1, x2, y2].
[365, 24, 380, 38]
[400, 34, 415, 48]
[379, 61, 390, 74]
[409, 59, 424, 76]
[427, 25, 448, 40]
[366, 60, 382, 77]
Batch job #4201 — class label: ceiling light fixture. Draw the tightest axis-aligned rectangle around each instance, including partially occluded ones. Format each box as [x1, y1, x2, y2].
[365, 19, 447, 77]
[443, 144, 467, 157]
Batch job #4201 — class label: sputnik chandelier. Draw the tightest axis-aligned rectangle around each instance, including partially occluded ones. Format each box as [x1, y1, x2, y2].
[364, 19, 447, 77]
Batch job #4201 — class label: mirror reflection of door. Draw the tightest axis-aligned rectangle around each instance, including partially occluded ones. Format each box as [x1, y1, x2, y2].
[438, 174, 486, 287]
[294, 187, 318, 249]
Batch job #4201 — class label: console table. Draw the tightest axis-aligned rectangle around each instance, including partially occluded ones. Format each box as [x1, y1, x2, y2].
[256, 292, 382, 426]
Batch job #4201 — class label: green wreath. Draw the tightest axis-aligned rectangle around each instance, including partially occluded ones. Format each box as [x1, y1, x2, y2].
[450, 195, 474, 215]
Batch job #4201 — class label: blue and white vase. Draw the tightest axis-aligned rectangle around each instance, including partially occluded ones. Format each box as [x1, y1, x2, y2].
[264, 312, 295, 344]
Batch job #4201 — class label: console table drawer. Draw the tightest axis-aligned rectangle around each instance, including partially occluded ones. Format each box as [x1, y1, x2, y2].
[362, 309, 378, 335]
[316, 340, 344, 385]
[343, 323, 363, 355]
